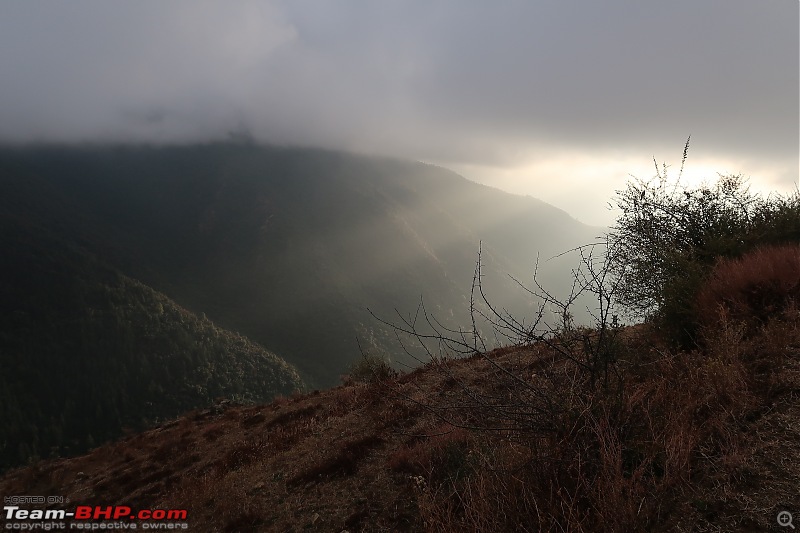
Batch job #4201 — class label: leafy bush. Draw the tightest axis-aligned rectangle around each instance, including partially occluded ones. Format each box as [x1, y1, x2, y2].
[610, 163, 800, 344]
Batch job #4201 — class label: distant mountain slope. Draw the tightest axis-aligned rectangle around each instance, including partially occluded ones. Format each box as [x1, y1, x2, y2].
[0, 214, 303, 470]
[0, 144, 601, 386]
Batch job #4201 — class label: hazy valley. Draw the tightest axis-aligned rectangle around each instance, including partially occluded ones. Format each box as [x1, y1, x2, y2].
[0, 143, 598, 470]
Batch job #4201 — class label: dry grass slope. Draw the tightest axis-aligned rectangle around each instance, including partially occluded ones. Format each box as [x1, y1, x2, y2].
[1, 245, 799, 531]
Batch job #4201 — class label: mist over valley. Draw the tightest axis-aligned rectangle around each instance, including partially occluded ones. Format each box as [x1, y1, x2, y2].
[0, 142, 599, 469]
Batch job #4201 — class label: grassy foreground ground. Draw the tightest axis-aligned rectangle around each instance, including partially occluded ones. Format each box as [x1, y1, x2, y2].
[1, 306, 798, 531]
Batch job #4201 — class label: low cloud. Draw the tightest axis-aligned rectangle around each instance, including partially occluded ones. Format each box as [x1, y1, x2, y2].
[0, 1, 796, 220]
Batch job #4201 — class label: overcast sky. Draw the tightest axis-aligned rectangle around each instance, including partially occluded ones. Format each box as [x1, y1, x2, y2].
[0, 1, 797, 225]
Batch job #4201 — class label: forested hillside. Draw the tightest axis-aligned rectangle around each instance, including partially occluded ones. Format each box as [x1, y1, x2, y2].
[0, 144, 599, 386]
[0, 214, 303, 470]
[0, 143, 599, 469]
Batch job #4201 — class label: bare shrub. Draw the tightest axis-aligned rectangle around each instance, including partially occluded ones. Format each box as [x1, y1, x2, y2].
[373, 239, 651, 531]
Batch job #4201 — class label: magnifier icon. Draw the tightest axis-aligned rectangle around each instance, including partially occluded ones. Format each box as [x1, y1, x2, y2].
[779, 511, 795, 529]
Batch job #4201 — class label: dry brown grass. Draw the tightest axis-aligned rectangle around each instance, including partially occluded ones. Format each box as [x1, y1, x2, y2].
[1, 286, 798, 532]
[697, 243, 800, 330]
[388, 425, 471, 477]
[287, 434, 385, 486]
[407, 296, 799, 532]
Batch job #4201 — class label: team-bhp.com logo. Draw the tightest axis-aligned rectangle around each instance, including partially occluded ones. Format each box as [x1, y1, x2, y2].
[4, 505, 188, 530]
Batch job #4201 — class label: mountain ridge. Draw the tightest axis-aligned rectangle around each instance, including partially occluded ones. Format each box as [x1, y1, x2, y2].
[0, 142, 599, 471]
[0, 143, 601, 386]
[0, 212, 304, 470]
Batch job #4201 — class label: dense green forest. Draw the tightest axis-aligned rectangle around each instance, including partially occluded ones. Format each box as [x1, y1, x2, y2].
[0, 214, 303, 470]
